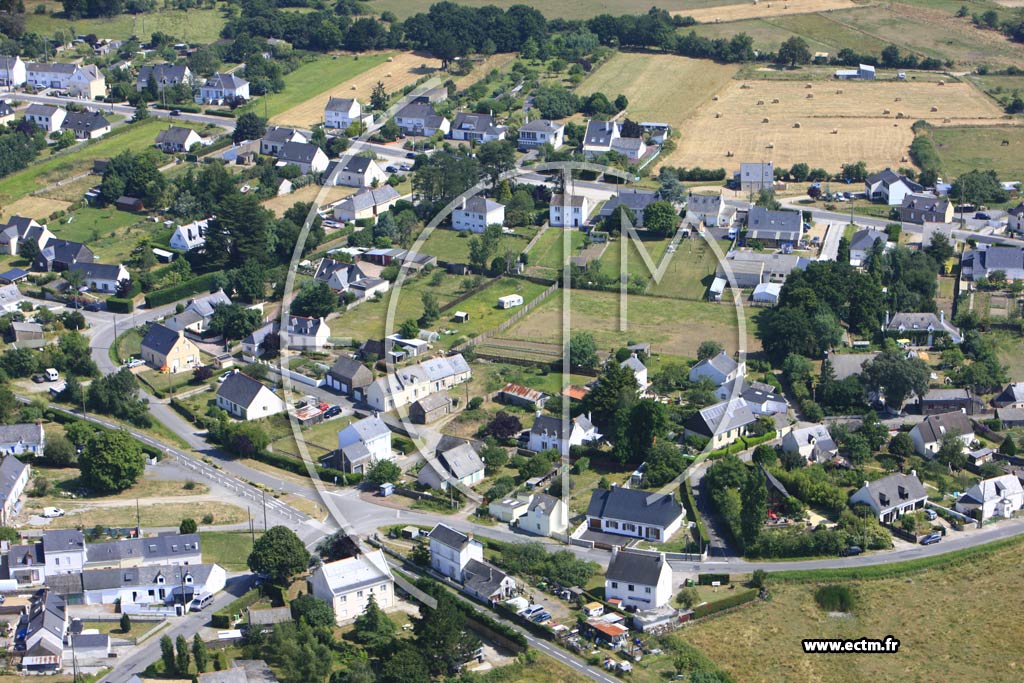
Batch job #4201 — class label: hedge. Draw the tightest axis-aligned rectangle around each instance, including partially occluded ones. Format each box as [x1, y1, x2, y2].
[248, 449, 362, 486]
[698, 573, 730, 586]
[154, 103, 202, 113]
[105, 297, 134, 313]
[211, 587, 262, 628]
[680, 481, 709, 545]
[204, 109, 237, 118]
[144, 273, 219, 308]
[44, 409, 163, 461]
[169, 398, 197, 423]
[692, 588, 757, 619]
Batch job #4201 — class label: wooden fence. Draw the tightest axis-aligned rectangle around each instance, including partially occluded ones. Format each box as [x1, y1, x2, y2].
[453, 281, 559, 353]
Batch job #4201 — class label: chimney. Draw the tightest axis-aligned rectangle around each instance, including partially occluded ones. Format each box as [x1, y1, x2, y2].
[536, 409, 542, 419]
[940, 310, 945, 324]
[911, 469, 917, 479]
[885, 310, 890, 326]
[461, 196, 467, 210]
[864, 480, 869, 489]
[611, 545, 619, 560]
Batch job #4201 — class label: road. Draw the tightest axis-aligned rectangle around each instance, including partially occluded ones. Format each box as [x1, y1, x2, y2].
[1, 92, 237, 131]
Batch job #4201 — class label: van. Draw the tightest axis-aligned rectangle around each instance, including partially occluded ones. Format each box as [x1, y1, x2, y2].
[44, 368, 59, 382]
[189, 593, 214, 612]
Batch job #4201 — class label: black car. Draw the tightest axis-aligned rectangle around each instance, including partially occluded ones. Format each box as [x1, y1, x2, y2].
[405, 152, 417, 159]
[324, 405, 342, 419]
[385, 165, 398, 173]
[840, 546, 863, 557]
[920, 533, 941, 546]
[170, 109, 181, 116]
[31, 375, 45, 384]
[84, 302, 103, 312]
[974, 212, 991, 220]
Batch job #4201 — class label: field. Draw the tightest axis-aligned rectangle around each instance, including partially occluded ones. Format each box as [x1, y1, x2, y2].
[418, 226, 537, 263]
[367, 0, 746, 21]
[526, 227, 588, 277]
[684, 539, 1024, 683]
[646, 237, 731, 299]
[576, 53, 738, 125]
[0, 196, 71, 223]
[664, 78, 1004, 170]
[261, 184, 357, 217]
[926, 125, 1024, 178]
[45, 500, 248, 529]
[200, 531, 260, 571]
[25, 5, 227, 44]
[681, 0, 857, 23]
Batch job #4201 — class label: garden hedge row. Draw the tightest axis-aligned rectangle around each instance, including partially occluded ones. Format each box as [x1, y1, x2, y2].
[144, 273, 219, 308]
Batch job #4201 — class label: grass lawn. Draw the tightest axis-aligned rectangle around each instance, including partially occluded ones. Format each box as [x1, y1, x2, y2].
[200, 531, 260, 571]
[990, 328, 1024, 380]
[928, 125, 1024, 179]
[47, 501, 248, 529]
[24, 464, 210, 510]
[527, 228, 587, 273]
[48, 206, 169, 265]
[646, 237, 730, 300]
[81, 619, 134, 636]
[684, 537, 1024, 683]
[436, 276, 551, 350]
[25, 6, 228, 43]
[418, 226, 537, 263]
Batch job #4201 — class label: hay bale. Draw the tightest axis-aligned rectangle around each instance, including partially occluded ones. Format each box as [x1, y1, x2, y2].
[831, 128, 838, 134]
[938, 80, 945, 86]
[726, 150, 734, 157]
[762, 117, 770, 123]
[350, 85, 357, 90]
[895, 97, 901, 102]
[387, 56, 394, 62]
[836, 89, 843, 94]
[901, 155, 909, 162]
[767, 142, 774, 148]
[896, 112, 905, 118]
[772, 98, 780, 104]
[714, 112, 721, 118]
[944, 118, 951, 123]
[757, 100, 765, 105]
[805, 83, 813, 88]
[793, 122, 801, 128]
[712, 95, 719, 101]
[387, 72, 392, 77]
[806, 93, 814, 99]
[930, 105, 938, 112]
[740, 83, 751, 89]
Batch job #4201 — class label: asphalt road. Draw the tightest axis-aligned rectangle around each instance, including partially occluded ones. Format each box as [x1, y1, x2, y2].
[2, 92, 236, 130]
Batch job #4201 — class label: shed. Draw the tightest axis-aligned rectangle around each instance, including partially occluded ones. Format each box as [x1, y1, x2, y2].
[497, 294, 523, 309]
[409, 390, 453, 424]
[378, 482, 395, 497]
[115, 196, 144, 212]
[708, 276, 727, 301]
[453, 311, 469, 323]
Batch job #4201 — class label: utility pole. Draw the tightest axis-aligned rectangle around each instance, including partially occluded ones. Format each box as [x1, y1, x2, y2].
[261, 489, 268, 531]
[248, 508, 255, 546]
[135, 498, 141, 532]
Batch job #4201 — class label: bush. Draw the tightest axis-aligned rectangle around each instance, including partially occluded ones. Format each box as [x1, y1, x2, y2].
[468, 396, 484, 410]
[210, 588, 262, 628]
[106, 297, 134, 313]
[144, 273, 219, 308]
[814, 584, 855, 612]
[692, 589, 757, 619]
[697, 574, 730, 585]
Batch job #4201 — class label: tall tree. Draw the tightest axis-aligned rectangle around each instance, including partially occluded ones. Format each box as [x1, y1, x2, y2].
[192, 633, 208, 673]
[860, 348, 929, 409]
[247, 526, 310, 584]
[79, 430, 145, 494]
[413, 590, 480, 676]
[233, 112, 267, 143]
[740, 467, 767, 549]
[352, 594, 395, 651]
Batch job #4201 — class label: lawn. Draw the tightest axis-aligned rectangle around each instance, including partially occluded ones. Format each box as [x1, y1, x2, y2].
[927, 125, 1024, 178]
[684, 537, 1024, 683]
[527, 228, 588, 274]
[418, 226, 538, 264]
[200, 531, 260, 571]
[46, 501, 248, 529]
[990, 328, 1024, 380]
[46, 206, 164, 264]
[646, 237, 732, 300]
[24, 463, 210, 511]
[25, 5, 228, 43]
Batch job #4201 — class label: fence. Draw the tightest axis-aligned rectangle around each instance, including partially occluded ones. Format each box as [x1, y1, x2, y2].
[393, 486, 455, 507]
[453, 281, 559, 353]
[437, 277, 496, 315]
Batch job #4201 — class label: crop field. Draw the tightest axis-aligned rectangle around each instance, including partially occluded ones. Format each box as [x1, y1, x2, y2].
[664, 78, 1004, 170]
[25, 3, 228, 43]
[0, 196, 71, 223]
[685, 539, 1024, 683]
[926, 124, 1024, 178]
[473, 337, 563, 364]
[576, 53, 738, 125]
[680, 0, 857, 23]
[368, 0, 746, 21]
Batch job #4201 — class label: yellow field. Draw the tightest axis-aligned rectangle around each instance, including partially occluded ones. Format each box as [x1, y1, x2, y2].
[681, 0, 857, 22]
[665, 78, 1006, 170]
[0, 196, 71, 222]
[260, 184, 356, 217]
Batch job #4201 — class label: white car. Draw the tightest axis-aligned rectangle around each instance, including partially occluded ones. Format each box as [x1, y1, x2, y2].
[125, 359, 145, 369]
[42, 507, 65, 518]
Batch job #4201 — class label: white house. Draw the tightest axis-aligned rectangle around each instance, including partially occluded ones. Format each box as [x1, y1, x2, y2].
[449, 112, 507, 143]
[23, 104, 65, 133]
[684, 398, 758, 450]
[365, 354, 471, 412]
[527, 412, 601, 454]
[42, 529, 86, 576]
[517, 118, 564, 151]
[0, 423, 45, 458]
[73, 563, 226, 607]
[394, 102, 450, 137]
[284, 315, 330, 351]
[688, 351, 745, 387]
[164, 289, 231, 334]
[136, 64, 192, 93]
[620, 352, 648, 389]
[685, 193, 736, 228]
[452, 196, 505, 233]
[335, 415, 392, 474]
[67, 262, 128, 293]
[549, 193, 590, 228]
[277, 142, 329, 174]
[66, 64, 105, 99]
[26, 63, 104, 98]
[215, 371, 287, 421]
[604, 548, 673, 610]
[324, 97, 372, 131]
[910, 411, 974, 457]
[418, 442, 485, 491]
[849, 228, 889, 267]
[849, 471, 927, 523]
[333, 186, 400, 223]
[308, 550, 394, 624]
[782, 423, 838, 463]
[955, 474, 1024, 522]
[0, 55, 26, 87]
[864, 168, 923, 206]
[519, 493, 568, 539]
[610, 135, 646, 162]
[582, 120, 619, 158]
[325, 156, 388, 188]
[586, 487, 685, 543]
[462, 558, 516, 604]
[169, 218, 210, 252]
[60, 110, 110, 140]
[489, 496, 530, 523]
[260, 126, 308, 156]
[0, 216, 53, 258]
[0, 454, 30, 526]
[429, 523, 484, 582]
[155, 126, 204, 153]
[196, 73, 249, 104]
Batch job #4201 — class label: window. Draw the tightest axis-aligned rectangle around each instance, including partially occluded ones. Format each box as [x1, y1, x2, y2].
[628, 584, 635, 592]
[645, 587, 651, 594]
[611, 582, 618, 589]
[357, 590, 363, 598]
[380, 584, 387, 591]
[340, 596, 347, 602]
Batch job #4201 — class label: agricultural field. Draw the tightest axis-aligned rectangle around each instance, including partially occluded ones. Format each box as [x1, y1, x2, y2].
[368, 0, 747, 21]
[685, 539, 1024, 683]
[926, 125, 1024, 178]
[25, 4, 228, 44]
[681, 0, 857, 23]
[576, 53, 738, 125]
[664, 78, 1004, 170]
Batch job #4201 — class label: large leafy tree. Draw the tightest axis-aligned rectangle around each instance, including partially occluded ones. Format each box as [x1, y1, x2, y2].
[79, 430, 145, 494]
[208, 304, 263, 341]
[413, 590, 480, 676]
[568, 332, 598, 369]
[351, 594, 395, 651]
[289, 593, 335, 628]
[860, 348, 929, 409]
[247, 526, 310, 584]
[233, 112, 267, 143]
[643, 200, 679, 237]
[291, 281, 337, 318]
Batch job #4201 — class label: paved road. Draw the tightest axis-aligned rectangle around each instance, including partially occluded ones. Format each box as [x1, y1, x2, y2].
[2, 92, 236, 130]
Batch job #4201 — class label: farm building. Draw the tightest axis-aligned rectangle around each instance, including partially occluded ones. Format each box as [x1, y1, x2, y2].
[409, 391, 453, 424]
[835, 64, 875, 80]
[497, 382, 547, 409]
[497, 294, 523, 309]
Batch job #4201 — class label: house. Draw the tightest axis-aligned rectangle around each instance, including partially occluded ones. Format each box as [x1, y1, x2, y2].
[611, 135, 647, 162]
[885, 310, 962, 345]
[34, 239, 93, 272]
[453, 196, 505, 233]
[998, 407, 1024, 429]
[259, 126, 308, 156]
[169, 218, 210, 252]
[277, 142, 328, 174]
[517, 118, 564, 151]
[284, 315, 330, 351]
[597, 189, 658, 227]
[19, 589, 66, 672]
[549, 193, 590, 228]
[684, 397, 758, 449]
[49, 563, 226, 607]
[60, 110, 110, 140]
[409, 391, 453, 424]
[688, 351, 745, 387]
[751, 282, 781, 304]
[325, 356, 373, 399]
[849, 228, 889, 267]
[164, 289, 232, 334]
[604, 548, 672, 610]
[620, 353, 648, 389]
[83, 532, 202, 570]
[24, 104, 65, 133]
[412, 86, 449, 104]
[782, 423, 838, 463]
[462, 559, 516, 604]
[0, 55, 26, 86]
[308, 549, 394, 624]
[519, 493, 568, 538]
[864, 168, 923, 206]
[67, 64, 105, 99]
[731, 380, 788, 416]
[849, 471, 927, 523]
[428, 523, 484, 582]
[899, 194, 953, 225]
[394, 102, 450, 137]
[0, 101, 13, 125]
[734, 161, 774, 192]
[325, 155, 389, 188]
[835, 63, 875, 80]
[418, 442, 485, 490]
[993, 382, 1024, 408]
[527, 412, 601, 454]
[240, 324, 276, 361]
[333, 415, 392, 475]
[0, 454, 30, 525]
[365, 354, 471, 412]
[155, 126, 204, 153]
[333, 186, 400, 223]
[1007, 203, 1024, 236]
[961, 245, 1024, 282]
[586, 487, 685, 542]
[43, 529, 86, 576]
[582, 120, 620, 157]
[450, 112, 507, 143]
[497, 383, 547, 410]
[140, 322, 200, 373]
[910, 410, 974, 457]
[685, 193, 736, 228]
[9, 322, 45, 348]
[68, 262, 128, 292]
[324, 97, 371, 130]
[955, 474, 1024, 521]
[489, 496, 530, 523]
[25, 62, 104, 98]
[746, 207, 803, 247]
[919, 388, 976, 416]
[136, 63, 192, 92]
[215, 371, 287, 421]
[196, 73, 249, 104]
[717, 252, 809, 285]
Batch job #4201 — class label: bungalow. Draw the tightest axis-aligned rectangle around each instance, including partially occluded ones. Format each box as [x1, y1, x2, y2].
[597, 189, 658, 228]
[717, 252, 809, 286]
[919, 388, 976, 416]
[955, 474, 1024, 522]
[140, 322, 200, 373]
[325, 156, 388, 188]
[60, 111, 110, 140]
[549, 193, 590, 228]
[277, 142, 329, 175]
[604, 548, 672, 610]
[527, 412, 601, 454]
[611, 135, 647, 162]
[215, 371, 287, 421]
[259, 126, 308, 156]
[685, 193, 736, 228]
[582, 120, 620, 158]
[452, 196, 505, 233]
[333, 185, 400, 223]
[490, 496, 531, 523]
[418, 441, 485, 490]
[586, 487, 685, 543]
[164, 289, 232, 334]
[155, 126, 204, 153]
[910, 410, 974, 457]
[517, 118, 564, 151]
[34, 239, 93, 272]
[497, 382, 547, 410]
[394, 102, 450, 137]
[331, 415, 392, 475]
[169, 218, 210, 252]
[864, 168, 923, 206]
[409, 390, 453, 424]
[997, 407, 1024, 429]
[849, 471, 927, 523]
[284, 315, 329, 351]
[449, 112, 507, 143]
[308, 550, 394, 624]
[993, 382, 1024, 408]
[899, 194, 953, 225]
[428, 523, 483, 582]
[0, 423, 43, 458]
[0, 55, 26, 87]
[24, 104, 65, 133]
[781, 423, 838, 463]
[733, 161, 774, 192]
[0, 101, 13, 125]
[68, 262, 128, 293]
[9, 321, 44, 348]
[196, 73, 249, 105]
[325, 356, 373, 399]
[961, 245, 1024, 283]
[0, 454, 30, 526]
[324, 97, 372, 131]
[620, 353, 648, 389]
[136, 64, 192, 92]
[746, 206, 803, 247]
[849, 228, 889, 267]
[684, 397, 758, 449]
[885, 310, 962, 345]
[462, 559, 516, 604]
[688, 351, 745, 387]
[519, 492, 568, 539]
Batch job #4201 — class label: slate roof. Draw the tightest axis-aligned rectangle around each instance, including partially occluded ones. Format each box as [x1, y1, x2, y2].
[850, 228, 888, 253]
[528, 492, 561, 516]
[344, 415, 390, 442]
[61, 111, 108, 134]
[451, 112, 503, 135]
[217, 372, 270, 408]
[86, 532, 200, 566]
[327, 356, 372, 386]
[519, 119, 562, 133]
[395, 101, 443, 124]
[278, 141, 323, 165]
[901, 193, 950, 213]
[137, 64, 189, 86]
[155, 126, 198, 146]
[994, 382, 1024, 406]
[25, 104, 59, 117]
[429, 523, 473, 550]
[549, 193, 586, 207]
[439, 442, 484, 480]
[338, 185, 399, 213]
[413, 390, 452, 413]
[0, 423, 43, 446]
[887, 312, 961, 343]
[203, 72, 248, 89]
[28, 62, 76, 75]
[598, 189, 658, 217]
[605, 549, 667, 586]
[686, 397, 757, 437]
[66, 563, 217, 592]
[921, 388, 970, 402]
[0, 102, 11, 118]
[584, 120, 618, 146]
[687, 193, 722, 213]
[689, 351, 739, 379]
[187, 289, 232, 318]
[463, 558, 510, 598]
[0, 455, 27, 505]
[140, 322, 181, 356]
[68, 261, 123, 281]
[747, 206, 802, 240]
[43, 529, 85, 553]
[458, 196, 504, 215]
[261, 126, 304, 145]
[856, 473, 926, 511]
[586, 487, 683, 528]
[313, 551, 392, 598]
[325, 96, 357, 112]
[913, 410, 973, 445]
[958, 475, 1023, 506]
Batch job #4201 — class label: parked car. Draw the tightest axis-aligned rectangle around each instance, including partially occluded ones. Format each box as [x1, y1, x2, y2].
[385, 165, 398, 173]
[84, 302, 102, 312]
[974, 212, 991, 220]
[324, 405, 342, 419]
[124, 358, 145, 369]
[42, 507, 65, 518]
[170, 109, 181, 116]
[924, 509, 937, 521]
[405, 152, 417, 159]
[530, 611, 552, 623]
[31, 374, 45, 384]
[840, 545, 863, 557]
[920, 533, 941, 546]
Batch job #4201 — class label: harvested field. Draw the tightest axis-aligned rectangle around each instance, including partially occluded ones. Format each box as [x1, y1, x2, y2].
[261, 184, 356, 217]
[370, 0, 746, 21]
[680, 0, 857, 23]
[473, 337, 563, 364]
[0, 196, 71, 222]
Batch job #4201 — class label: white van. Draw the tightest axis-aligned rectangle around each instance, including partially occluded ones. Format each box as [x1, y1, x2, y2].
[44, 368, 59, 382]
[189, 593, 214, 612]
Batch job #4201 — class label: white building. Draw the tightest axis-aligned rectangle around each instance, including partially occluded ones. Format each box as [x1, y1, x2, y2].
[489, 496, 530, 523]
[517, 119, 564, 151]
[519, 493, 568, 539]
[582, 120, 619, 158]
[335, 415, 392, 475]
[0, 423, 45, 458]
[333, 186, 400, 223]
[417, 442, 485, 491]
[620, 352, 648, 389]
[685, 193, 735, 228]
[0, 454, 30, 526]
[0, 55, 26, 87]
[68, 262, 129, 293]
[284, 315, 330, 351]
[326, 156, 388, 188]
[688, 351, 745, 387]
[260, 126, 308, 156]
[864, 168, 923, 206]
[23, 104, 65, 133]
[452, 196, 505, 233]
[42, 529, 86, 576]
[527, 412, 601, 454]
[497, 294, 523, 309]
[215, 371, 287, 421]
[449, 112, 507, 143]
[365, 354, 471, 412]
[155, 126, 205, 153]
[277, 142, 329, 175]
[74, 563, 226, 607]
[394, 102, 450, 137]
[910, 410, 974, 457]
[849, 471, 927, 524]
[604, 548, 673, 610]
[196, 73, 249, 104]
[549, 194, 589, 228]
[25, 62, 105, 98]
[428, 523, 483, 582]
[324, 97, 372, 131]
[955, 475, 1024, 522]
[781, 423, 838, 463]
[585, 487, 685, 543]
[169, 218, 210, 252]
[308, 550, 394, 624]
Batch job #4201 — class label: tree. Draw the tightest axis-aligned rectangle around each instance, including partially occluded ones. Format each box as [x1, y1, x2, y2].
[740, 468, 767, 549]
[191, 633, 208, 673]
[487, 411, 523, 440]
[480, 440, 509, 471]
[697, 340, 724, 361]
[950, 169, 1008, 207]
[208, 304, 263, 341]
[888, 431, 915, 458]
[476, 139, 516, 187]
[399, 319, 420, 339]
[160, 635, 175, 674]
[643, 200, 679, 237]
[413, 590, 480, 676]
[778, 36, 811, 67]
[45, 433, 76, 466]
[247, 526, 310, 584]
[1002, 433, 1018, 456]
[233, 112, 267, 143]
[175, 634, 190, 676]
[860, 348, 929, 409]
[370, 81, 388, 110]
[119, 613, 131, 634]
[568, 332, 598, 369]
[79, 430, 145, 494]
[936, 432, 968, 470]
[925, 232, 955, 266]
[752, 444, 778, 467]
[789, 163, 810, 182]
[179, 518, 197, 534]
[419, 291, 440, 326]
[289, 593, 335, 628]
[644, 441, 687, 487]
[621, 400, 668, 463]
[352, 593, 395, 651]
[291, 281, 337, 318]
[379, 643, 430, 683]
[366, 459, 401, 486]
[133, 102, 149, 121]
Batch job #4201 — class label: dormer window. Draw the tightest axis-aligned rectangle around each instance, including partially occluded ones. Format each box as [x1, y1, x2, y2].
[156, 574, 165, 584]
